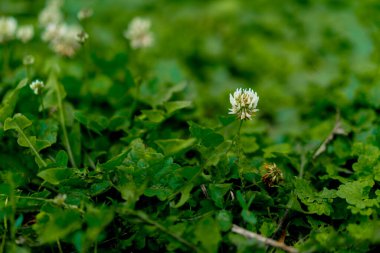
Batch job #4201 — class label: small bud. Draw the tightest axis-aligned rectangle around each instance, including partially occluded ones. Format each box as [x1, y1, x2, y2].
[29, 79, 44, 95]
[53, 193, 67, 206]
[23, 55, 35, 65]
[77, 8, 93, 21]
[76, 31, 89, 44]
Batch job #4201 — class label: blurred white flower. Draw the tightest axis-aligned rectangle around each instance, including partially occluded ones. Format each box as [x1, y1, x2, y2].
[124, 17, 154, 49]
[42, 23, 82, 57]
[77, 8, 93, 21]
[0, 16, 17, 43]
[229, 88, 259, 120]
[16, 25, 34, 43]
[38, 0, 63, 26]
[30, 79, 45, 95]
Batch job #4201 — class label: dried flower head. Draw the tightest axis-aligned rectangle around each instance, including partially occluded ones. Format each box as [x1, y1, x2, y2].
[229, 88, 259, 120]
[30, 80, 45, 95]
[262, 163, 284, 187]
[0, 16, 17, 43]
[16, 25, 34, 43]
[124, 17, 154, 49]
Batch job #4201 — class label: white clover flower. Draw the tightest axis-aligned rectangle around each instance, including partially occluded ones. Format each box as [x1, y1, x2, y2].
[229, 88, 259, 120]
[42, 23, 82, 57]
[16, 25, 34, 43]
[30, 79, 45, 95]
[38, 0, 63, 27]
[0, 16, 17, 43]
[124, 17, 154, 49]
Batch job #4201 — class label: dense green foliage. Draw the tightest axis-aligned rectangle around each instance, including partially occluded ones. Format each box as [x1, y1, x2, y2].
[1, 0, 380, 252]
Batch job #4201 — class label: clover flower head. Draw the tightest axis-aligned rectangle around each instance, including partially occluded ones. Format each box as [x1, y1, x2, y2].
[38, 0, 63, 26]
[42, 23, 82, 57]
[124, 17, 154, 49]
[262, 163, 283, 187]
[17, 25, 34, 43]
[30, 79, 45, 95]
[0, 16, 17, 43]
[229, 88, 259, 120]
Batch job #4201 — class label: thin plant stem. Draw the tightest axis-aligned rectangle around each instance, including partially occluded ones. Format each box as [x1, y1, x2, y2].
[124, 209, 198, 251]
[57, 239, 63, 253]
[55, 79, 77, 168]
[17, 125, 47, 167]
[39, 94, 46, 119]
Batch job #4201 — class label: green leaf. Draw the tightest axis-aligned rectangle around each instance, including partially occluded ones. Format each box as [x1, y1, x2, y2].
[209, 183, 231, 208]
[164, 101, 192, 114]
[263, 143, 292, 158]
[189, 121, 224, 148]
[0, 78, 27, 123]
[351, 142, 380, 176]
[90, 181, 112, 196]
[4, 113, 48, 167]
[73, 110, 109, 134]
[37, 168, 75, 185]
[171, 183, 193, 208]
[34, 208, 82, 243]
[336, 179, 377, 214]
[155, 138, 196, 156]
[195, 217, 221, 253]
[216, 210, 232, 232]
[140, 109, 166, 123]
[98, 149, 130, 171]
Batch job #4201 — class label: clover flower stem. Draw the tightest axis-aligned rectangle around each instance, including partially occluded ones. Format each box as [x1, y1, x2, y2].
[55, 79, 77, 168]
[56, 239, 63, 253]
[2, 44, 10, 75]
[38, 94, 46, 119]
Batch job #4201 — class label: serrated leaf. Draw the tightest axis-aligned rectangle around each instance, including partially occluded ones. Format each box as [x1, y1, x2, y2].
[336, 179, 377, 213]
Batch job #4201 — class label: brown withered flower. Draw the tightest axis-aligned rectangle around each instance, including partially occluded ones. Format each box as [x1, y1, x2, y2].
[262, 163, 284, 187]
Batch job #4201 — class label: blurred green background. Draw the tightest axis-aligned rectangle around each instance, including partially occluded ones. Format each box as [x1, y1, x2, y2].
[1, 0, 380, 142]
